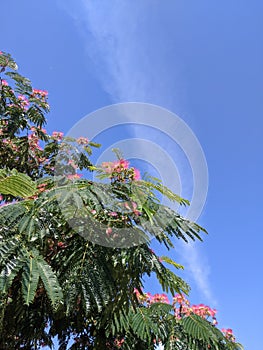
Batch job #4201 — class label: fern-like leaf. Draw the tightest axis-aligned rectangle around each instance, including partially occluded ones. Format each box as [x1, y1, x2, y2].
[21, 251, 39, 305]
[35, 254, 63, 310]
[0, 169, 36, 198]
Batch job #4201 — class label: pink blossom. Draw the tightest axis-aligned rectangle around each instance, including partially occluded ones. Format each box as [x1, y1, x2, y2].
[101, 161, 115, 173]
[222, 328, 235, 341]
[173, 294, 186, 305]
[118, 158, 129, 169]
[32, 89, 48, 98]
[1, 79, 8, 86]
[37, 183, 48, 193]
[66, 174, 82, 180]
[133, 168, 141, 180]
[134, 288, 140, 298]
[76, 137, 89, 145]
[114, 338, 125, 348]
[52, 131, 63, 140]
[132, 202, 137, 210]
[151, 293, 169, 304]
[106, 227, 112, 236]
[67, 160, 78, 169]
[124, 202, 131, 210]
[17, 95, 29, 110]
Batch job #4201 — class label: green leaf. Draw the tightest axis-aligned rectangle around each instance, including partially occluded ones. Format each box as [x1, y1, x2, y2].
[0, 169, 36, 198]
[35, 254, 63, 309]
[5, 71, 32, 93]
[181, 314, 223, 348]
[160, 256, 184, 270]
[0, 52, 18, 70]
[21, 252, 39, 305]
[0, 256, 25, 295]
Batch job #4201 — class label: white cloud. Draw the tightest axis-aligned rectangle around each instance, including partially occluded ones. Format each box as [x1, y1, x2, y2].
[181, 243, 217, 306]
[60, 0, 185, 108]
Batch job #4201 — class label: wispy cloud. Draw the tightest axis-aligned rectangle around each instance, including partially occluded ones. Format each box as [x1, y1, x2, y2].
[60, 0, 215, 305]
[60, 0, 185, 108]
[181, 243, 216, 306]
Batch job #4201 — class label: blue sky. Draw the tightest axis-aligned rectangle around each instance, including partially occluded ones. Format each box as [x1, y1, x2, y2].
[2, 1, 263, 349]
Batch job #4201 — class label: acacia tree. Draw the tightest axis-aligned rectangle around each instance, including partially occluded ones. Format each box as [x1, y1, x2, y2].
[0, 52, 242, 350]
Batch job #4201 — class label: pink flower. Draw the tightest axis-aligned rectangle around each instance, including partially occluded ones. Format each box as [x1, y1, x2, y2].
[133, 168, 141, 180]
[52, 131, 63, 140]
[118, 159, 129, 169]
[66, 174, 82, 180]
[124, 202, 131, 210]
[101, 161, 115, 173]
[173, 294, 184, 304]
[37, 183, 48, 193]
[132, 202, 137, 210]
[101, 158, 141, 183]
[32, 89, 48, 98]
[18, 95, 29, 110]
[222, 328, 233, 335]
[1, 79, 8, 86]
[134, 288, 140, 298]
[151, 293, 169, 304]
[222, 328, 235, 341]
[208, 308, 217, 318]
[68, 160, 78, 169]
[108, 211, 118, 217]
[91, 209, 96, 215]
[106, 227, 112, 236]
[76, 137, 89, 145]
[114, 338, 125, 348]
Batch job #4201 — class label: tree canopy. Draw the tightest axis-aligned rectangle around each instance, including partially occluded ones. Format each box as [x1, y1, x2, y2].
[0, 51, 243, 350]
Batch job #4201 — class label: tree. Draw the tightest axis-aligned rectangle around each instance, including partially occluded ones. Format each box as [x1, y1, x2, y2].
[0, 51, 243, 349]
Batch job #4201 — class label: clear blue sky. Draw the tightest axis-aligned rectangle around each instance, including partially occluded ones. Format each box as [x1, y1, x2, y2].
[2, 1, 263, 349]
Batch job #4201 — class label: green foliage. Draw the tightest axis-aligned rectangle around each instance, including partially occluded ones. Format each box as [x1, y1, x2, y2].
[0, 51, 18, 71]
[0, 52, 242, 350]
[0, 169, 36, 198]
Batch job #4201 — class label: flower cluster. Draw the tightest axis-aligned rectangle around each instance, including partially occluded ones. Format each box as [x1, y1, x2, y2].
[17, 95, 29, 110]
[76, 136, 89, 145]
[28, 127, 43, 151]
[102, 159, 129, 173]
[114, 338, 125, 348]
[101, 158, 140, 182]
[173, 293, 218, 325]
[1, 79, 8, 86]
[134, 289, 170, 304]
[222, 328, 235, 342]
[32, 88, 48, 99]
[134, 289, 237, 342]
[52, 131, 64, 141]
[124, 201, 141, 216]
